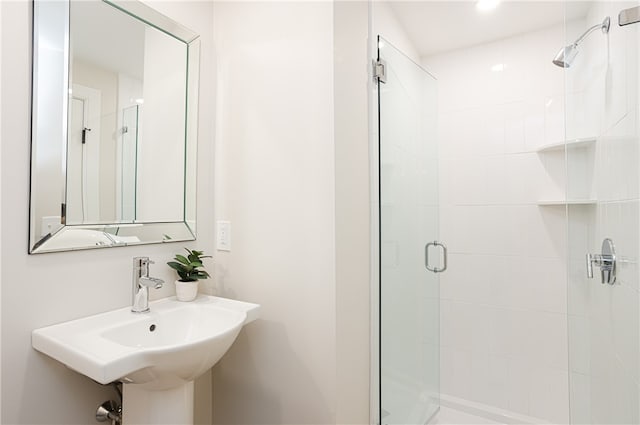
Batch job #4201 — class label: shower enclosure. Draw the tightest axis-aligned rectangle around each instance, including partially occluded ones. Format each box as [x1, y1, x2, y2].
[119, 105, 139, 221]
[377, 36, 441, 424]
[374, 1, 640, 424]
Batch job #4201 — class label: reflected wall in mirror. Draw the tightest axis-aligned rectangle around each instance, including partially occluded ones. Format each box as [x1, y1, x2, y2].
[30, 0, 200, 254]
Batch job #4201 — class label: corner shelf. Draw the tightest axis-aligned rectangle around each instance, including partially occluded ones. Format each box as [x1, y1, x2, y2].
[536, 137, 597, 154]
[537, 199, 597, 206]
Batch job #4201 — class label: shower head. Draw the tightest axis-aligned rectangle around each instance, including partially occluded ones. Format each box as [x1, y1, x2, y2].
[553, 44, 579, 68]
[552, 16, 610, 68]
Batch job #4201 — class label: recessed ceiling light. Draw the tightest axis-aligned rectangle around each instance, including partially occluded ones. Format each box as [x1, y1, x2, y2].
[491, 63, 505, 72]
[476, 0, 500, 12]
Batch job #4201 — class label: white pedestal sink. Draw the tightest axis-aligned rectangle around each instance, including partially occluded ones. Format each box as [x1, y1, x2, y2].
[32, 295, 260, 424]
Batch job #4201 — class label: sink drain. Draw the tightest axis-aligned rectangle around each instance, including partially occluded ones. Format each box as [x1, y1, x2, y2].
[149, 324, 156, 332]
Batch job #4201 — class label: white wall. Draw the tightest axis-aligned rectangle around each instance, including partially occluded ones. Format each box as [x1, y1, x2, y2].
[0, 2, 216, 424]
[424, 23, 571, 423]
[334, 2, 371, 423]
[372, 2, 420, 64]
[210, 3, 373, 423]
[137, 27, 187, 222]
[210, 2, 338, 423]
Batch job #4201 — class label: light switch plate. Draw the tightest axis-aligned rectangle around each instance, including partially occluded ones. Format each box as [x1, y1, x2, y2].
[41, 216, 62, 237]
[217, 221, 231, 251]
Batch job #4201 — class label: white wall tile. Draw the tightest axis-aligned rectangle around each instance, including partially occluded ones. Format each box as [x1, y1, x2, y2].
[429, 20, 571, 424]
[504, 103, 527, 154]
[523, 98, 547, 152]
[507, 357, 533, 415]
[440, 345, 473, 400]
[529, 368, 570, 423]
[545, 95, 566, 145]
[569, 372, 592, 424]
[503, 257, 567, 313]
[568, 315, 591, 375]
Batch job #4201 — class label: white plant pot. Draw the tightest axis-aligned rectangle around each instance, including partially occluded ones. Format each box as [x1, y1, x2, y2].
[175, 280, 199, 302]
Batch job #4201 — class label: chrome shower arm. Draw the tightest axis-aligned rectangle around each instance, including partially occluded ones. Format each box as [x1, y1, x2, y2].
[574, 16, 610, 46]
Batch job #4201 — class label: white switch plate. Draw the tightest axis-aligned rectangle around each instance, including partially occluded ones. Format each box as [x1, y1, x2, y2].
[217, 221, 231, 251]
[41, 216, 62, 237]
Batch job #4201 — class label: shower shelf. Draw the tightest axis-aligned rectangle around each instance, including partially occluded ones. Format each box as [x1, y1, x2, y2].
[537, 199, 597, 206]
[536, 137, 596, 153]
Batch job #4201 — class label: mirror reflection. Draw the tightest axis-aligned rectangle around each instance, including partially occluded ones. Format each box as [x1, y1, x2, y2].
[30, 0, 200, 253]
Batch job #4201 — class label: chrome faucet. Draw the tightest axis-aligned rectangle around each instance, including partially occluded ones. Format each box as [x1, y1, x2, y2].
[132, 257, 164, 313]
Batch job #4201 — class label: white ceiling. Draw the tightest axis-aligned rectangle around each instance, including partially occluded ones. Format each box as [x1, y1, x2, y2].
[388, 1, 593, 57]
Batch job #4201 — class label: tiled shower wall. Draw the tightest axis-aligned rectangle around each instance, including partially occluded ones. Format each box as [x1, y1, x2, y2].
[567, 1, 640, 424]
[423, 22, 577, 423]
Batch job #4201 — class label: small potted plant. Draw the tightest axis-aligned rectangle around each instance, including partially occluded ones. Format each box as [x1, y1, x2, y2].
[167, 248, 211, 301]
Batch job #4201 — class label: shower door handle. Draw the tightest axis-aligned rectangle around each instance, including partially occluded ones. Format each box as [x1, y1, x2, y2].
[425, 241, 447, 273]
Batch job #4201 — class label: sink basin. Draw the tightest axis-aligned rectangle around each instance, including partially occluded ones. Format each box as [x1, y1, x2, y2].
[32, 295, 260, 390]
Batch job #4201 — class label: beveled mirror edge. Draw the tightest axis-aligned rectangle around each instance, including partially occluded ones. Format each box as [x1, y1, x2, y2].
[28, 0, 200, 254]
[29, 0, 71, 254]
[103, 0, 199, 44]
[30, 222, 196, 254]
[185, 39, 201, 239]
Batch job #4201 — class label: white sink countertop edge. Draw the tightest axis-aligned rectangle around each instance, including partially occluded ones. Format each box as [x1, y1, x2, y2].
[31, 295, 260, 384]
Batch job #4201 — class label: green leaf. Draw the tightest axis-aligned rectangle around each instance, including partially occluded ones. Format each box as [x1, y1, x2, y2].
[167, 261, 186, 271]
[175, 254, 190, 265]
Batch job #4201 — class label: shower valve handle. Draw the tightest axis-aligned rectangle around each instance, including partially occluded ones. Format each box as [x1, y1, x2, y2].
[586, 253, 595, 279]
[586, 238, 617, 285]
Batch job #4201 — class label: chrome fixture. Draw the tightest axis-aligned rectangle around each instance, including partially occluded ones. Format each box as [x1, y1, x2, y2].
[132, 257, 164, 313]
[619, 6, 640, 26]
[425, 241, 448, 273]
[373, 58, 387, 83]
[553, 16, 610, 68]
[96, 400, 121, 425]
[586, 238, 617, 285]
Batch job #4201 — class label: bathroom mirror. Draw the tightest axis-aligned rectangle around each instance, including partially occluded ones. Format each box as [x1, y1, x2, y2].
[30, 0, 200, 254]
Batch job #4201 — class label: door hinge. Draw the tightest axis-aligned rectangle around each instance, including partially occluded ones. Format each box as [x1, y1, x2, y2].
[373, 59, 387, 84]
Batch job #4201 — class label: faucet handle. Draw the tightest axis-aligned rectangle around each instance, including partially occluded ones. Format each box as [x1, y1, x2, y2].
[133, 256, 155, 268]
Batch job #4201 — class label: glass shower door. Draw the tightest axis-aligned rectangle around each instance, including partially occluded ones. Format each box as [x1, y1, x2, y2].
[120, 105, 139, 221]
[378, 36, 441, 424]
